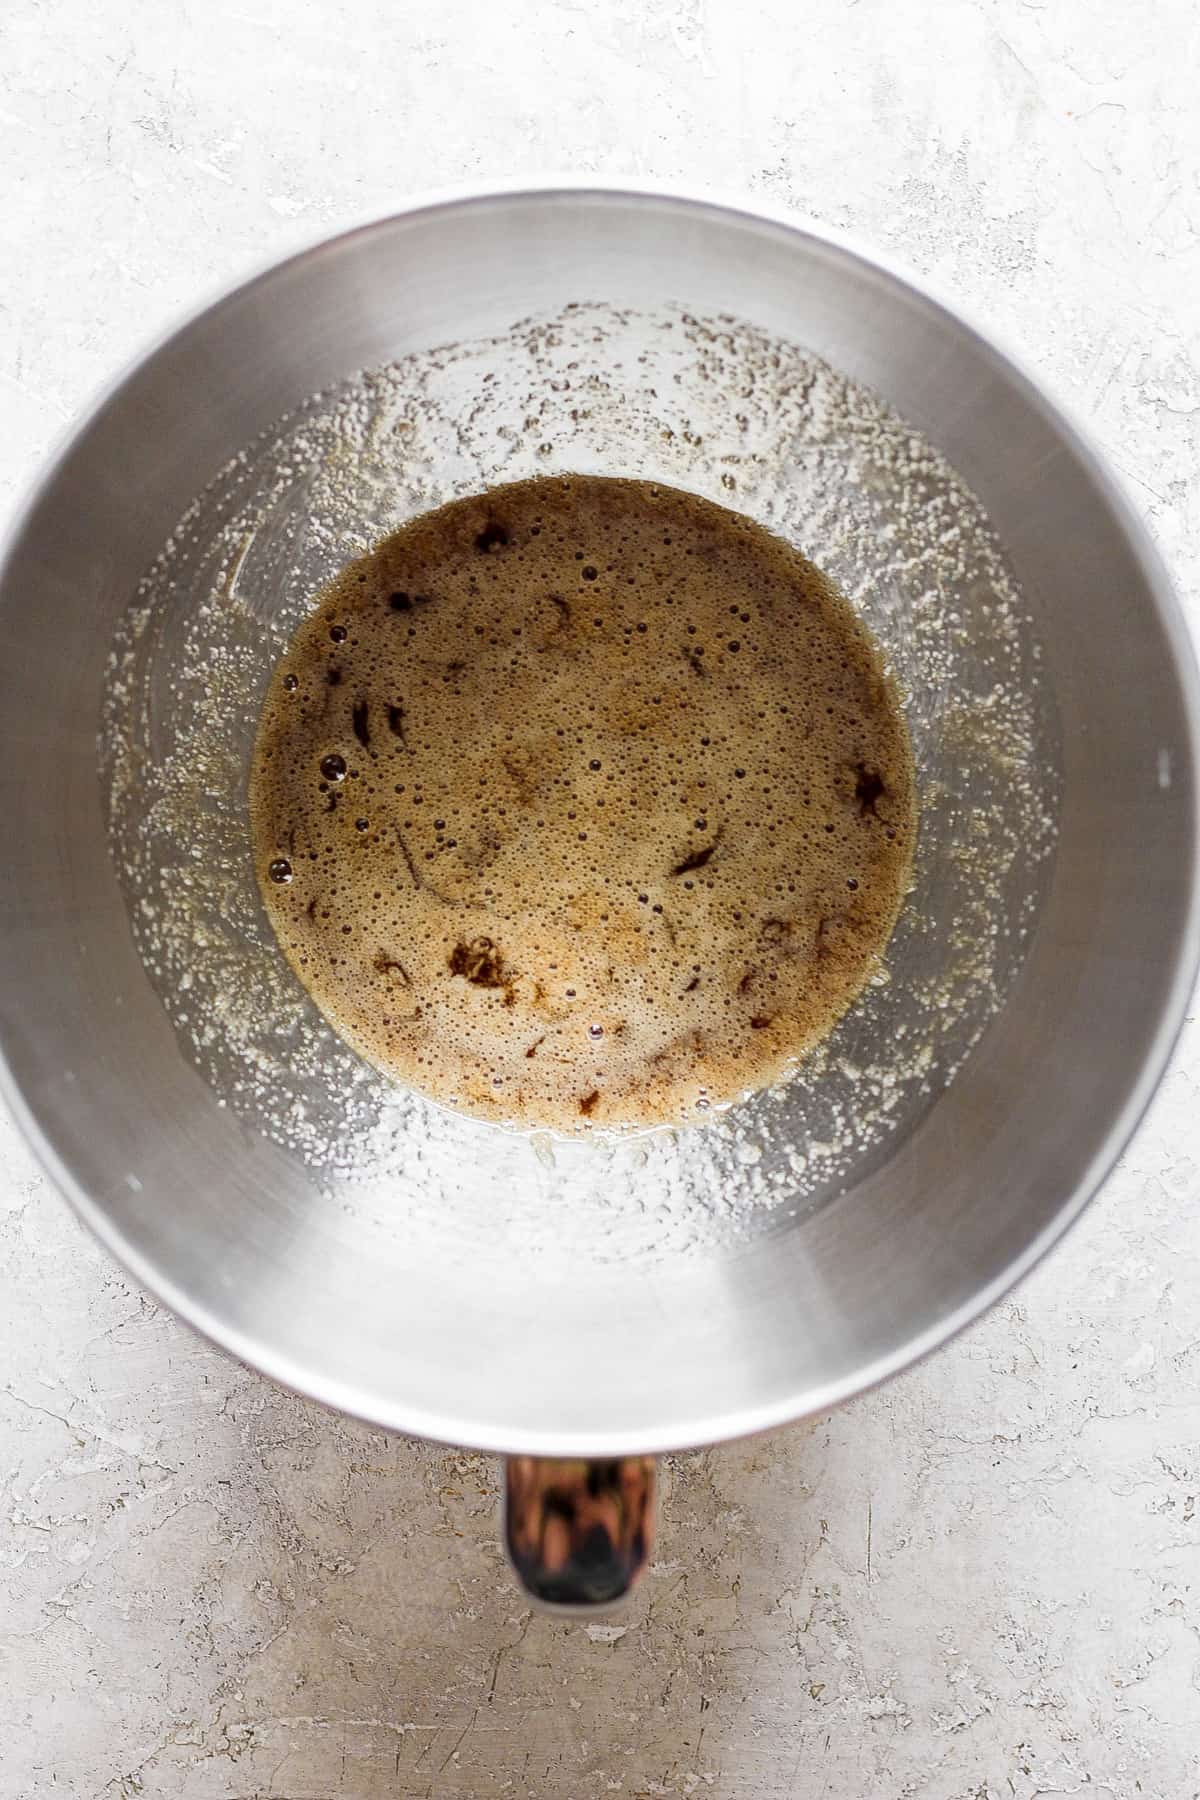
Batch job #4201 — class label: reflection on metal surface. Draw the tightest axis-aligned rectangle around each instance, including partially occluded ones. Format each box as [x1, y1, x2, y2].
[505, 1457, 655, 1606]
[0, 188, 1195, 1461]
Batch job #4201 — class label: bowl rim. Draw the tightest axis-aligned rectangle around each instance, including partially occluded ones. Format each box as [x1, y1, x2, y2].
[2, 176, 1198, 1456]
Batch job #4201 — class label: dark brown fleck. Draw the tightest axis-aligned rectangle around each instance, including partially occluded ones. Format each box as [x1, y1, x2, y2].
[448, 936, 513, 1002]
[396, 832, 421, 887]
[373, 951, 411, 984]
[671, 840, 718, 876]
[474, 519, 510, 553]
[854, 763, 886, 817]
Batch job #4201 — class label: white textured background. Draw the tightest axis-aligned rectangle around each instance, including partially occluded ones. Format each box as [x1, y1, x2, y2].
[2, 3, 1199, 1795]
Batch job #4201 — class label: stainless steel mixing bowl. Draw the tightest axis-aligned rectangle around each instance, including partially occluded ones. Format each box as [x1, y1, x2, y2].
[1, 184, 1197, 1601]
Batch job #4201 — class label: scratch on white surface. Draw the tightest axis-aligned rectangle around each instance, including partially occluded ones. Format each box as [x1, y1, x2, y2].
[585, 1623, 630, 1644]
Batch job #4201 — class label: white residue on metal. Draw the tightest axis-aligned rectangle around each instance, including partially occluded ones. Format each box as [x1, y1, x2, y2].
[101, 303, 1058, 1264]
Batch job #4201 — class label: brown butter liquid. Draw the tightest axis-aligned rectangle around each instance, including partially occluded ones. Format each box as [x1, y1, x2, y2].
[250, 476, 916, 1131]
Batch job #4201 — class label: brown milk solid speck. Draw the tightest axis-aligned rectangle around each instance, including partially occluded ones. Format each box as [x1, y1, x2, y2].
[249, 475, 916, 1131]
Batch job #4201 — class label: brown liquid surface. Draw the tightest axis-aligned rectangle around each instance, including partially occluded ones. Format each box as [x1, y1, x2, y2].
[250, 476, 916, 1130]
